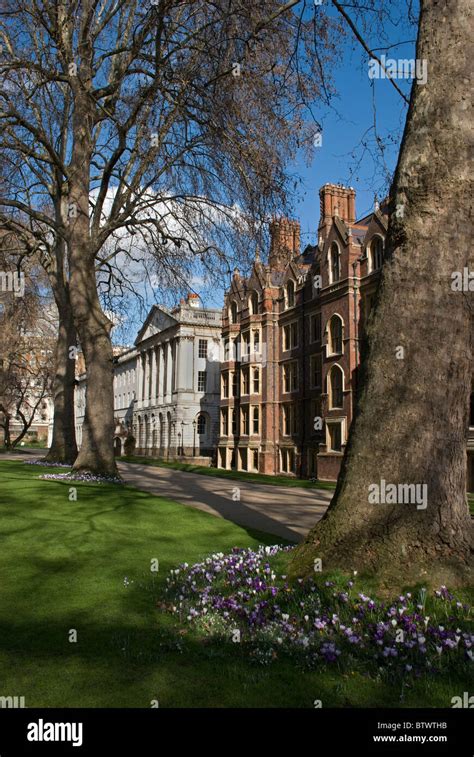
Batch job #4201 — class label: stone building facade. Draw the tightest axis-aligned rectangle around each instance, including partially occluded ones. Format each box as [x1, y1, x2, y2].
[218, 183, 474, 486]
[74, 294, 222, 462]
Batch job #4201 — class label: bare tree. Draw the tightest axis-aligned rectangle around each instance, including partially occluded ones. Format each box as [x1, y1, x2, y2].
[0, 0, 337, 475]
[0, 250, 54, 449]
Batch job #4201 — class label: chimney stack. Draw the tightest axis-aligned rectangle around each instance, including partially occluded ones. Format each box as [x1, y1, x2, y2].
[268, 218, 300, 269]
[186, 293, 200, 308]
[319, 184, 356, 229]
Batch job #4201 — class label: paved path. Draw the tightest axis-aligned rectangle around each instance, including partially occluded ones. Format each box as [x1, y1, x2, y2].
[1, 450, 331, 542]
[118, 461, 331, 542]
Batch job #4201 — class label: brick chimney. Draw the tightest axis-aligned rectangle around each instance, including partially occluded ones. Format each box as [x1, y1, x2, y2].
[268, 218, 300, 268]
[186, 293, 200, 308]
[319, 184, 356, 229]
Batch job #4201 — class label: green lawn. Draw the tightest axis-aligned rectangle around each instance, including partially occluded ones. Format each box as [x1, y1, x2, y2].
[120, 455, 337, 491]
[0, 459, 470, 708]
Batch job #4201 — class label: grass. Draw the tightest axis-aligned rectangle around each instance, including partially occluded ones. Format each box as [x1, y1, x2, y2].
[120, 455, 337, 491]
[0, 458, 470, 708]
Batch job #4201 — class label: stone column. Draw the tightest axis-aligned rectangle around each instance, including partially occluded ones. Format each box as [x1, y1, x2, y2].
[149, 348, 155, 400]
[154, 346, 160, 400]
[166, 341, 173, 401]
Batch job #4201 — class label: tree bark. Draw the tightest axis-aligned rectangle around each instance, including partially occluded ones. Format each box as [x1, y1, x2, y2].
[291, 0, 473, 587]
[67, 84, 117, 477]
[44, 289, 78, 464]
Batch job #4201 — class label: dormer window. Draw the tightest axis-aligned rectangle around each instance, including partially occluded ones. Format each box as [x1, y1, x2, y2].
[230, 301, 238, 323]
[369, 236, 384, 271]
[249, 291, 259, 315]
[286, 280, 295, 309]
[330, 243, 340, 283]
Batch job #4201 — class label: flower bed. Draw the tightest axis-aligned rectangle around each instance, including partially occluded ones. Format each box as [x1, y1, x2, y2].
[39, 472, 124, 485]
[164, 545, 473, 675]
[25, 460, 72, 468]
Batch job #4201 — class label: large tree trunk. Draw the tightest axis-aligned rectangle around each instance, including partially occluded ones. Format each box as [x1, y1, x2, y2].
[44, 288, 78, 464]
[291, 0, 473, 587]
[69, 253, 117, 477]
[67, 86, 117, 477]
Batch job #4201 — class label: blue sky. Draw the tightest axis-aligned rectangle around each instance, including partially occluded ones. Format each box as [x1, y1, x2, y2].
[113, 2, 418, 343]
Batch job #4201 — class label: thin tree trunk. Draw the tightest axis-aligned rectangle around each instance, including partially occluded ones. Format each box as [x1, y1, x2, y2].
[291, 0, 473, 586]
[45, 289, 78, 464]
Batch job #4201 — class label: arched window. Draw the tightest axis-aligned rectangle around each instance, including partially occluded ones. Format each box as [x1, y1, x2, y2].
[286, 280, 295, 308]
[328, 314, 343, 355]
[329, 365, 344, 409]
[330, 243, 340, 283]
[230, 301, 238, 323]
[249, 291, 259, 315]
[197, 414, 206, 435]
[370, 236, 384, 271]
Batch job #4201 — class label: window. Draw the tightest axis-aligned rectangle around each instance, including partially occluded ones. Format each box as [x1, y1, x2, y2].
[330, 243, 340, 283]
[286, 280, 295, 308]
[252, 449, 259, 471]
[252, 406, 259, 434]
[198, 339, 208, 358]
[328, 315, 343, 354]
[232, 371, 238, 397]
[280, 448, 296, 473]
[222, 372, 229, 398]
[249, 291, 259, 314]
[230, 301, 238, 323]
[197, 414, 206, 435]
[241, 407, 249, 435]
[283, 322, 298, 350]
[327, 422, 342, 452]
[329, 365, 344, 409]
[242, 367, 250, 395]
[370, 236, 384, 271]
[221, 408, 229, 436]
[242, 332, 250, 357]
[283, 361, 298, 392]
[310, 355, 321, 389]
[283, 404, 297, 436]
[253, 329, 260, 354]
[231, 408, 237, 435]
[198, 371, 207, 392]
[252, 367, 260, 394]
[310, 313, 321, 343]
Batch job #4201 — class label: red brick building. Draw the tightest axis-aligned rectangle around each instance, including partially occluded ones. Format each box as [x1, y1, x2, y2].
[218, 183, 474, 487]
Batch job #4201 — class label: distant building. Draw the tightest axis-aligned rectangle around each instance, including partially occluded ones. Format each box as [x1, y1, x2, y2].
[74, 294, 223, 462]
[218, 183, 474, 487]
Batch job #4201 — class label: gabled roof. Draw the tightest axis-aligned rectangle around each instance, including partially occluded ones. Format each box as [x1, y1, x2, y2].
[134, 305, 178, 345]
